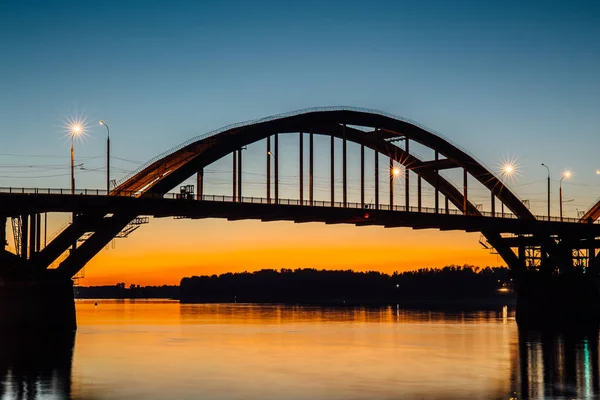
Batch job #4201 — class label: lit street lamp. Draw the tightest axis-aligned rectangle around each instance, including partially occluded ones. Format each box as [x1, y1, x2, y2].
[99, 120, 110, 194]
[541, 163, 550, 220]
[559, 171, 571, 221]
[70, 124, 83, 194]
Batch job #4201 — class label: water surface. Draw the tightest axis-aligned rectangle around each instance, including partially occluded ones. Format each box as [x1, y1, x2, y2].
[1, 300, 598, 399]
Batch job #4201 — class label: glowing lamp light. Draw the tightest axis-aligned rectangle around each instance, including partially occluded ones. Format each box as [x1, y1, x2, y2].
[563, 171, 571, 179]
[596, 170, 600, 175]
[392, 167, 401, 177]
[71, 124, 82, 135]
[502, 163, 515, 176]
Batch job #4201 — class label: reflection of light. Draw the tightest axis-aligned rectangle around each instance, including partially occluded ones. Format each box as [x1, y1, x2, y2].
[497, 287, 510, 293]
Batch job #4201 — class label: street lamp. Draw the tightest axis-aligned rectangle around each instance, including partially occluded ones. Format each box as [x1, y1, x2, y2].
[559, 170, 571, 221]
[541, 163, 550, 220]
[99, 120, 110, 194]
[69, 124, 83, 194]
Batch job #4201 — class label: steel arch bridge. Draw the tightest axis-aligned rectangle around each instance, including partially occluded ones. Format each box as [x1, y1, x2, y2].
[1, 107, 600, 281]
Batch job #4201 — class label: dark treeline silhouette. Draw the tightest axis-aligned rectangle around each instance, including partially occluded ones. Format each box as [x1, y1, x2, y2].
[74, 284, 179, 299]
[180, 265, 514, 307]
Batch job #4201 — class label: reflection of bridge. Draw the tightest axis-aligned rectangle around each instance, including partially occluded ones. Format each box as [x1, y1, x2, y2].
[1, 107, 600, 328]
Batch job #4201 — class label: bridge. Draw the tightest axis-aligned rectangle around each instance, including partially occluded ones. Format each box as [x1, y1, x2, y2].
[1, 107, 600, 329]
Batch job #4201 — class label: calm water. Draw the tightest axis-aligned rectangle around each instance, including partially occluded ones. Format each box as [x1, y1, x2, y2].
[1, 300, 599, 400]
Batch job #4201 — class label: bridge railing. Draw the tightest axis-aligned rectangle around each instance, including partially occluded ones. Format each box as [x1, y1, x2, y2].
[0, 186, 590, 224]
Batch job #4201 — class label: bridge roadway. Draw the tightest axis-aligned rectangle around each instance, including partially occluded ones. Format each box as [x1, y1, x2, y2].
[1, 189, 599, 238]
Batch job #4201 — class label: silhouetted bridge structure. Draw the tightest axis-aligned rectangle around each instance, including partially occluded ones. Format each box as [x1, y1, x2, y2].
[1, 107, 600, 329]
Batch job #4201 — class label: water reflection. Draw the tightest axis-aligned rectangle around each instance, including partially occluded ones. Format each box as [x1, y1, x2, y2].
[1, 301, 600, 399]
[0, 330, 74, 399]
[517, 328, 600, 399]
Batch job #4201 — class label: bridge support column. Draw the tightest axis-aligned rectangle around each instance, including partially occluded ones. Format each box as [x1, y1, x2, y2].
[463, 169, 468, 214]
[360, 143, 364, 208]
[29, 213, 37, 256]
[299, 132, 303, 204]
[491, 193, 495, 215]
[330, 134, 334, 204]
[232, 151, 237, 202]
[309, 131, 314, 206]
[405, 139, 410, 209]
[374, 142, 379, 210]
[516, 272, 600, 328]
[237, 149, 242, 201]
[0, 278, 76, 331]
[1, 216, 6, 250]
[343, 124, 347, 207]
[21, 214, 28, 260]
[389, 157, 394, 208]
[274, 133, 279, 204]
[196, 168, 204, 200]
[417, 176, 422, 212]
[267, 136, 271, 204]
[434, 151, 439, 213]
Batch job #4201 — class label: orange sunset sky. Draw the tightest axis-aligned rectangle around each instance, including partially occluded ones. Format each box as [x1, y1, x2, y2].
[81, 217, 502, 286]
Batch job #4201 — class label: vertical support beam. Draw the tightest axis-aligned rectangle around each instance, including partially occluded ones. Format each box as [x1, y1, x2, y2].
[44, 213, 47, 249]
[491, 192, 495, 215]
[389, 157, 394, 208]
[36, 213, 41, 253]
[237, 149, 242, 201]
[374, 145, 379, 210]
[21, 214, 28, 260]
[445, 197, 449, 214]
[196, 168, 204, 200]
[343, 124, 347, 207]
[463, 168, 468, 214]
[274, 133, 279, 204]
[434, 151, 439, 213]
[330, 134, 335, 204]
[417, 176, 422, 212]
[299, 132, 304, 204]
[29, 213, 36, 256]
[518, 239, 526, 268]
[0, 216, 6, 251]
[232, 151, 237, 202]
[267, 136, 271, 204]
[405, 139, 410, 209]
[360, 143, 365, 208]
[309, 130, 314, 206]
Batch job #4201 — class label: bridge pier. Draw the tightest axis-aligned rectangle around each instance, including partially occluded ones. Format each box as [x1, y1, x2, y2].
[0, 277, 76, 332]
[516, 272, 600, 329]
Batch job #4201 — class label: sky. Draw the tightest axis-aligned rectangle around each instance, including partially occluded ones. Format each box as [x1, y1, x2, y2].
[1, 0, 599, 285]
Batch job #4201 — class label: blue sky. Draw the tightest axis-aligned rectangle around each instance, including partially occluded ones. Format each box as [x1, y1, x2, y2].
[1, 0, 599, 216]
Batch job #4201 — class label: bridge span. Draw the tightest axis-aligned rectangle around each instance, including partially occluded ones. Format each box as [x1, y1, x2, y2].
[1, 107, 600, 329]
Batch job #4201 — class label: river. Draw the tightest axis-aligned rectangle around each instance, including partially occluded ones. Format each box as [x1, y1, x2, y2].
[0, 300, 597, 399]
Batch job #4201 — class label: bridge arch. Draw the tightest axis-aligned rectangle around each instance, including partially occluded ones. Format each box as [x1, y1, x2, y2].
[49, 107, 540, 277]
[114, 107, 532, 220]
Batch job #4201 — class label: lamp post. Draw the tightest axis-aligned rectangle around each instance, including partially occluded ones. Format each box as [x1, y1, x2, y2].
[541, 163, 550, 220]
[559, 171, 571, 221]
[100, 120, 110, 194]
[70, 124, 82, 194]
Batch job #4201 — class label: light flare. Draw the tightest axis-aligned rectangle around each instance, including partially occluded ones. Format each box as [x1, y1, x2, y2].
[497, 157, 521, 183]
[63, 115, 90, 144]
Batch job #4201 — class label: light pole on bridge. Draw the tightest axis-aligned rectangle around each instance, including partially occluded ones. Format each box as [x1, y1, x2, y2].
[541, 163, 550, 220]
[559, 170, 571, 222]
[99, 120, 110, 194]
[69, 124, 83, 194]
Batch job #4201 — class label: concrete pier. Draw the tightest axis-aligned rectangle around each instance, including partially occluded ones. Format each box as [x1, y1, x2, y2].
[0, 278, 76, 331]
[516, 272, 600, 329]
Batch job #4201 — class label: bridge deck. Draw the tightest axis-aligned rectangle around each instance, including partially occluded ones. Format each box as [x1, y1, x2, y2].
[0, 191, 598, 236]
